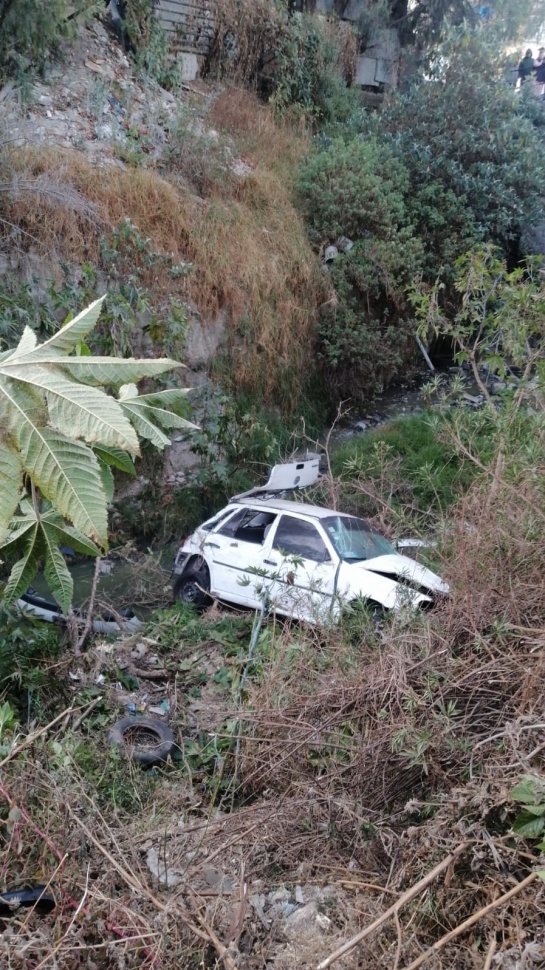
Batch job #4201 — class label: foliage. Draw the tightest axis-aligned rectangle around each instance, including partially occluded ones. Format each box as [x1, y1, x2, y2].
[0, 0, 70, 82]
[206, 1, 357, 127]
[378, 31, 545, 283]
[297, 135, 422, 400]
[205, 0, 286, 87]
[0, 602, 61, 717]
[511, 776, 545, 849]
[331, 411, 487, 523]
[124, 0, 182, 91]
[0, 298, 195, 612]
[271, 13, 359, 127]
[413, 247, 545, 405]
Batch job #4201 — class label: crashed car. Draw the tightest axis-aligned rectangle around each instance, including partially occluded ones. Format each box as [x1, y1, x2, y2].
[173, 459, 449, 622]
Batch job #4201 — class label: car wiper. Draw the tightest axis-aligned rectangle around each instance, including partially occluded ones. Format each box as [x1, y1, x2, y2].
[343, 555, 366, 562]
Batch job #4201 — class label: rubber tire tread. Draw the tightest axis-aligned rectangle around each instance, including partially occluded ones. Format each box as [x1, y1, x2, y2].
[173, 564, 210, 608]
[108, 715, 176, 766]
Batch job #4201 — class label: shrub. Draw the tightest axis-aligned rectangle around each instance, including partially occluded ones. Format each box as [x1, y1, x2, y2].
[297, 135, 423, 400]
[0, 0, 70, 81]
[205, 1, 358, 128]
[271, 13, 359, 127]
[378, 31, 545, 283]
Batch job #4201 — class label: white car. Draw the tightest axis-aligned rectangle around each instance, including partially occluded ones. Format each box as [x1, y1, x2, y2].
[173, 460, 448, 622]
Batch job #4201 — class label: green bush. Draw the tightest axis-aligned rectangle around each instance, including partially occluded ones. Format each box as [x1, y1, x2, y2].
[272, 13, 360, 127]
[378, 31, 545, 281]
[297, 136, 423, 400]
[331, 411, 486, 519]
[0, 0, 70, 81]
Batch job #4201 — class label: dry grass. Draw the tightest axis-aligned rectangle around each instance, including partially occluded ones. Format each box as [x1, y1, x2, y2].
[2, 89, 322, 408]
[3, 466, 545, 967]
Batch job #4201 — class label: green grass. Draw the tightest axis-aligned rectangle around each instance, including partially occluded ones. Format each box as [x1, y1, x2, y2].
[331, 410, 491, 519]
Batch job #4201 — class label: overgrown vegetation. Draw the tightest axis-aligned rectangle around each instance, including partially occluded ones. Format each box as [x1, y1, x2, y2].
[3, 6, 545, 967]
[297, 27, 545, 401]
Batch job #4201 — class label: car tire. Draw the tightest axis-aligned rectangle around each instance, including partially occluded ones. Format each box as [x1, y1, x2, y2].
[173, 562, 211, 608]
[108, 715, 176, 766]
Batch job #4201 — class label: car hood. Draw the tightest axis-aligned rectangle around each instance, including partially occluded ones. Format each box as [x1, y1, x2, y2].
[354, 554, 449, 595]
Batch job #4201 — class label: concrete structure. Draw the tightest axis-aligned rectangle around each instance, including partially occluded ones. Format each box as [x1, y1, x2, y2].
[155, 0, 214, 77]
[155, 0, 401, 90]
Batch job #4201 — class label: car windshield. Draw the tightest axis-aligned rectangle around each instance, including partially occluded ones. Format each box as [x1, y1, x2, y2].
[322, 515, 396, 562]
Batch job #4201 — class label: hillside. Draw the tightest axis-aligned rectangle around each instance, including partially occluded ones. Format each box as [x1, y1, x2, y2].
[2, 5, 545, 970]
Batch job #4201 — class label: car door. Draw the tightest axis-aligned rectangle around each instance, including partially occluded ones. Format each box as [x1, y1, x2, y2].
[266, 515, 339, 622]
[203, 507, 279, 607]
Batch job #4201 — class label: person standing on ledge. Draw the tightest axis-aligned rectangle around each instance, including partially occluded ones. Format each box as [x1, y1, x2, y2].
[518, 49, 536, 84]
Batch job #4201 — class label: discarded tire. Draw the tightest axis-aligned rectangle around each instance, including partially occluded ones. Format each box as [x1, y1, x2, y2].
[107, 716, 176, 766]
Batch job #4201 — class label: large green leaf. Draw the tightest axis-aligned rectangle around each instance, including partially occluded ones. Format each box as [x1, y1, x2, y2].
[41, 511, 101, 558]
[124, 388, 197, 430]
[16, 424, 108, 547]
[118, 384, 197, 447]
[10, 326, 38, 358]
[42, 523, 74, 613]
[99, 461, 115, 503]
[5, 365, 140, 453]
[0, 297, 195, 608]
[0, 516, 39, 550]
[0, 442, 23, 536]
[93, 445, 136, 477]
[513, 811, 545, 839]
[3, 524, 43, 606]
[21, 355, 184, 387]
[29, 296, 106, 356]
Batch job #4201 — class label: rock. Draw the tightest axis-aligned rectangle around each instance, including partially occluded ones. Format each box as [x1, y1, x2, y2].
[270, 887, 291, 904]
[203, 867, 233, 892]
[283, 902, 331, 942]
[295, 885, 305, 904]
[184, 305, 229, 368]
[85, 59, 116, 81]
[490, 381, 507, 394]
[353, 420, 368, 431]
[96, 123, 113, 140]
[232, 158, 252, 177]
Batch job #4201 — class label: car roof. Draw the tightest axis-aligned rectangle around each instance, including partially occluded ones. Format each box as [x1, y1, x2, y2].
[234, 497, 351, 520]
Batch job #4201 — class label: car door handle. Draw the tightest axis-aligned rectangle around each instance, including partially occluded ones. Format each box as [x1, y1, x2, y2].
[204, 541, 220, 549]
[263, 559, 277, 566]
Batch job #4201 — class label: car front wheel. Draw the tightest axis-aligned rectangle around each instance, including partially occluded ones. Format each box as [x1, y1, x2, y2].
[173, 562, 211, 608]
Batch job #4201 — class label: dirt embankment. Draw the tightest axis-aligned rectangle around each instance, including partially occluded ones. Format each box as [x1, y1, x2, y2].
[1, 18, 324, 414]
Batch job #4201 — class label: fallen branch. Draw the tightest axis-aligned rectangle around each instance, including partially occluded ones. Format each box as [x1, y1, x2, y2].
[402, 872, 538, 970]
[316, 843, 470, 970]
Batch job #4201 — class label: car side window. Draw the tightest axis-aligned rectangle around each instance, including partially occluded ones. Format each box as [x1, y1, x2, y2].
[234, 510, 278, 544]
[202, 508, 238, 532]
[217, 508, 277, 544]
[273, 516, 329, 563]
[217, 508, 248, 537]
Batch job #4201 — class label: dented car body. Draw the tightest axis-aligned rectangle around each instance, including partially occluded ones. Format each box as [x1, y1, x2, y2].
[173, 460, 448, 622]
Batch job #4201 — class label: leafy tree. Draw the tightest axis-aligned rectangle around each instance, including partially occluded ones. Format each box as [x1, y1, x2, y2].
[378, 31, 545, 285]
[0, 297, 194, 612]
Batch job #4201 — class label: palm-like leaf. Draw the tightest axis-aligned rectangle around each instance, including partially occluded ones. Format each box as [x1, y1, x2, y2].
[0, 442, 22, 537]
[0, 298, 194, 612]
